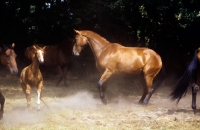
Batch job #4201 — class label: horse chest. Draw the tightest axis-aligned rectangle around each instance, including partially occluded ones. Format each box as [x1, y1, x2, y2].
[27, 76, 41, 85]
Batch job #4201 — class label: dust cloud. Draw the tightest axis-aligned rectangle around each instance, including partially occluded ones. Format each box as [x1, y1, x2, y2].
[1, 91, 101, 126]
[50, 91, 102, 109]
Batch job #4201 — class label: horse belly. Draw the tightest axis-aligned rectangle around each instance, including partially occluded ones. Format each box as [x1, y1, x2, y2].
[116, 64, 143, 75]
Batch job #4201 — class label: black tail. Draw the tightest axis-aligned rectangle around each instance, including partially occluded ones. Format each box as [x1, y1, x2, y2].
[152, 66, 166, 90]
[170, 50, 198, 104]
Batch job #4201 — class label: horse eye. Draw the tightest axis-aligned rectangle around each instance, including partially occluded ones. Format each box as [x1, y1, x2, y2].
[6, 55, 10, 59]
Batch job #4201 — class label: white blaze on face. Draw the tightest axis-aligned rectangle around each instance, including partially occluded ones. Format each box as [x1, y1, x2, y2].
[38, 50, 44, 62]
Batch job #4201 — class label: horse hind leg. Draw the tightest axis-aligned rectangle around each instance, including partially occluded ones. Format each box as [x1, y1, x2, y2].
[138, 75, 148, 104]
[142, 75, 154, 105]
[192, 83, 199, 114]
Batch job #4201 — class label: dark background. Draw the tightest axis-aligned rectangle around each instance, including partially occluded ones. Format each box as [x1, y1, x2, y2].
[0, 0, 200, 79]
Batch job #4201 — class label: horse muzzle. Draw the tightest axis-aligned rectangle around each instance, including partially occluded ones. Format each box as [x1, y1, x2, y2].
[10, 68, 18, 75]
[73, 51, 80, 56]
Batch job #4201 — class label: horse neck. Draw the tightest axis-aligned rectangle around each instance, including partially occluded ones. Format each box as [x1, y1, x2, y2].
[30, 54, 40, 75]
[0, 52, 6, 65]
[86, 36, 110, 58]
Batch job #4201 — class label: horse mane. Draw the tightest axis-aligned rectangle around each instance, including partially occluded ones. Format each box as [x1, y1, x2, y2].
[170, 49, 198, 104]
[80, 30, 110, 44]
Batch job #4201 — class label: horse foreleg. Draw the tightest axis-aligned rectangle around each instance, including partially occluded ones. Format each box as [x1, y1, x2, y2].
[0, 91, 5, 120]
[192, 83, 199, 114]
[98, 69, 112, 105]
[37, 82, 43, 110]
[37, 89, 41, 110]
[25, 85, 31, 109]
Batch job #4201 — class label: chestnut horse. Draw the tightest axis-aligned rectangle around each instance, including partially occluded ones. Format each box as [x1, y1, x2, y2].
[0, 43, 18, 119]
[25, 38, 72, 86]
[73, 30, 165, 105]
[171, 48, 200, 114]
[20, 45, 48, 110]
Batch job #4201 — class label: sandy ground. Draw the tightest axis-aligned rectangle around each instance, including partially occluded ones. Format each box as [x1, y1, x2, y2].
[0, 60, 200, 130]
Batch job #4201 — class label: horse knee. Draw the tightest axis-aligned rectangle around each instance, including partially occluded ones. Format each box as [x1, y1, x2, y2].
[26, 90, 30, 95]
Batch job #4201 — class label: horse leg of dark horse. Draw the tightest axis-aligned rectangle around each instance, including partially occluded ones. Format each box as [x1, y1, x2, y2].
[97, 69, 112, 105]
[0, 91, 5, 120]
[138, 75, 148, 104]
[192, 83, 199, 114]
[55, 66, 63, 86]
[62, 65, 68, 86]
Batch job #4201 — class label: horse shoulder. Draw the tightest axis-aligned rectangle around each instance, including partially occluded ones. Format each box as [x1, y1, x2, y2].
[20, 66, 32, 83]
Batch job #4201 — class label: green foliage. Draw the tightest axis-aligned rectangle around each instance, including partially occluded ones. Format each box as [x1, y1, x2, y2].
[0, 0, 200, 51]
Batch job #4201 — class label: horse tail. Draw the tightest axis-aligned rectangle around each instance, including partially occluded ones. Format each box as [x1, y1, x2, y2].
[152, 66, 166, 91]
[170, 50, 198, 104]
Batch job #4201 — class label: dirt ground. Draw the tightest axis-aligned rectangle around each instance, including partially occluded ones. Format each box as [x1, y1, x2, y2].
[0, 58, 200, 130]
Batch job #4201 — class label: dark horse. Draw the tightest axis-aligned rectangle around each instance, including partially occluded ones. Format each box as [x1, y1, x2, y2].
[73, 30, 165, 105]
[25, 38, 72, 86]
[171, 48, 200, 114]
[0, 43, 18, 119]
[20, 45, 48, 110]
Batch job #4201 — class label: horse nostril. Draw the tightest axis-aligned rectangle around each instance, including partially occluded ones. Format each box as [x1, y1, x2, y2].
[12, 70, 18, 74]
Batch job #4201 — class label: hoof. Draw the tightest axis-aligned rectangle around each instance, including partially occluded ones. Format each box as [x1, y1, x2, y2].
[194, 109, 200, 115]
[101, 98, 107, 105]
[37, 106, 40, 111]
[138, 100, 148, 105]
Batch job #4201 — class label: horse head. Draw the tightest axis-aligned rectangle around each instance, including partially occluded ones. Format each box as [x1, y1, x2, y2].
[73, 30, 88, 56]
[31, 45, 46, 63]
[0, 43, 18, 74]
[32, 45, 46, 64]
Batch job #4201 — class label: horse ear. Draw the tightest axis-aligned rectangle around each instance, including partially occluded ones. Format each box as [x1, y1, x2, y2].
[74, 29, 80, 34]
[11, 43, 15, 48]
[43, 46, 46, 50]
[33, 45, 37, 49]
